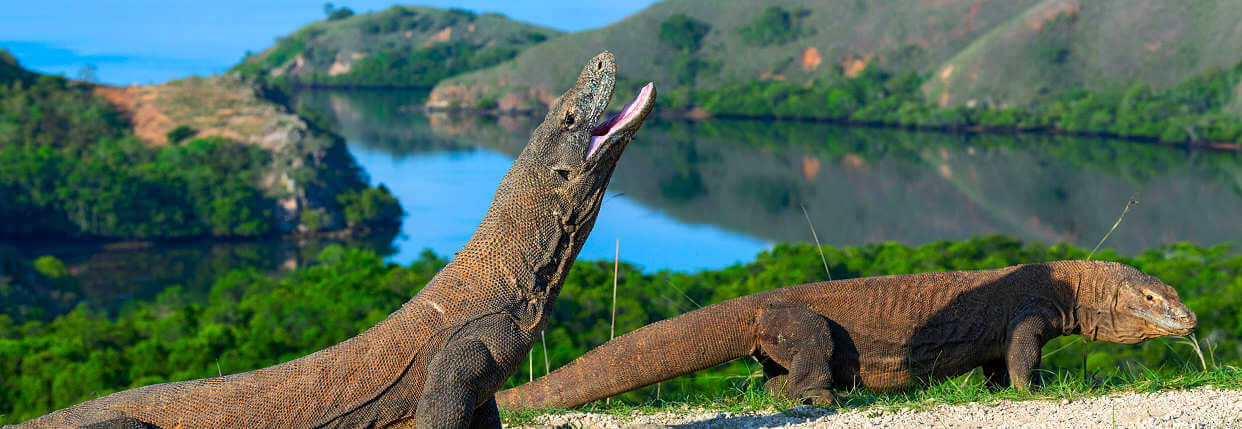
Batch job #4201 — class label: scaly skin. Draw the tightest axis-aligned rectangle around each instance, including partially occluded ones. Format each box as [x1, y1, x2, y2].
[498, 261, 1197, 409]
[15, 52, 656, 429]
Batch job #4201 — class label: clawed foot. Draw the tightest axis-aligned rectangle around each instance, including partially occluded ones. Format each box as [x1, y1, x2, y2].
[798, 388, 837, 407]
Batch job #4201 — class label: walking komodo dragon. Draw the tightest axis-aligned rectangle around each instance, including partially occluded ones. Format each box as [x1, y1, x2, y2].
[498, 261, 1198, 409]
[16, 52, 656, 428]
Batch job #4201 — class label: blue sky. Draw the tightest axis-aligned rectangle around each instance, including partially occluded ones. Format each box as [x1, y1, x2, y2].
[0, 1, 656, 85]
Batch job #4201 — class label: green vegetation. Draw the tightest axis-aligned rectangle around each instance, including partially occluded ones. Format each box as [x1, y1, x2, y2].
[233, 5, 560, 89]
[164, 125, 196, 144]
[0, 135, 275, 239]
[737, 6, 813, 46]
[659, 14, 712, 53]
[687, 61, 1242, 145]
[657, 14, 720, 86]
[0, 64, 275, 239]
[3, 236, 1238, 423]
[0, 52, 401, 240]
[316, 41, 525, 88]
[336, 185, 402, 228]
[322, 3, 354, 21]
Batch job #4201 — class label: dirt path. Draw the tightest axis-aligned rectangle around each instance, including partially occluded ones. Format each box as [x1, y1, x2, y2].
[518, 387, 1240, 428]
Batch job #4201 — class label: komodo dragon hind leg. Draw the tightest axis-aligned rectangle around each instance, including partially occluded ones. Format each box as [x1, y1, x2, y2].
[982, 359, 1011, 390]
[467, 398, 501, 429]
[754, 306, 837, 406]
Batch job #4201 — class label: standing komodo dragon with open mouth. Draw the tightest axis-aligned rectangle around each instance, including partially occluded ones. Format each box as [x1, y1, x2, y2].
[499, 261, 1197, 409]
[15, 52, 656, 429]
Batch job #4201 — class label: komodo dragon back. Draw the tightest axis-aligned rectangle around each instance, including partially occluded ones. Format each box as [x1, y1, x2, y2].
[14, 52, 656, 428]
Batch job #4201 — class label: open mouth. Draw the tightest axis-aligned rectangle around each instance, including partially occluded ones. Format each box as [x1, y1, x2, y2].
[587, 82, 655, 160]
[1172, 325, 1196, 336]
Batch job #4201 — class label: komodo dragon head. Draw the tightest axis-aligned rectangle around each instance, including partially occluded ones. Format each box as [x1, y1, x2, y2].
[470, 51, 654, 306]
[1073, 261, 1197, 344]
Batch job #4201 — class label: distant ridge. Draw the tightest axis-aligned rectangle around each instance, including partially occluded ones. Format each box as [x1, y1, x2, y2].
[233, 5, 561, 89]
[431, 0, 1242, 108]
[426, 0, 1242, 146]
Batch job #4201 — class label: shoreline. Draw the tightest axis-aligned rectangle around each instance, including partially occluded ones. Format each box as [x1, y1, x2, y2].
[414, 102, 1242, 153]
[1, 224, 401, 254]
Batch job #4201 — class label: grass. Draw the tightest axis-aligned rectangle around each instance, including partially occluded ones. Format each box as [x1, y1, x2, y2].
[499, 365, 1242, 426]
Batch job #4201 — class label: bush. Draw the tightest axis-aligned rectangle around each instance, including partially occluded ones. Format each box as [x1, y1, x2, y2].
[738, 6, 813, 46]
[317, 42, 525, 88]
[659, 14, 712, 53]
[475, 97, 499, 110]
[31, 256, 69, 279]
[165, 125, 196, 144]
[327, 7, 354, 21]
[337, 185, 402, 227]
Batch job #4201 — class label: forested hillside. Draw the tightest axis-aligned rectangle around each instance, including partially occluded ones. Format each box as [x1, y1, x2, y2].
[232, 5, 561, 88]
[0, 50, 400, 240]
[429, 0, 1242, 146]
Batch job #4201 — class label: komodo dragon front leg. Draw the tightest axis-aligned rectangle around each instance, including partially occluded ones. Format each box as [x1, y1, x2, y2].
[981, 307, 1059, 391]
[999, 311, 1059, 391]
[754, 306, 837, 405]
[412, 314, 521, 429]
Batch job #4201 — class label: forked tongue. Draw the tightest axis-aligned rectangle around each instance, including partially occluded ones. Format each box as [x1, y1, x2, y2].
[587, 82, 655, 159]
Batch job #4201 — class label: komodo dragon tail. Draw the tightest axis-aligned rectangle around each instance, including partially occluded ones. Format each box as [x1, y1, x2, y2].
[497, 295, 764, 410]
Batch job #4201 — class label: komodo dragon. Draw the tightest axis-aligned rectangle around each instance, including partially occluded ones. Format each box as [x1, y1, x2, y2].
[498, 261, 1197, 409]
[15, 52, 656, 429]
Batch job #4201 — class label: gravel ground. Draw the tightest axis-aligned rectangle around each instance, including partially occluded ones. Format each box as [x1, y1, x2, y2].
[517, 387, 1241, 428]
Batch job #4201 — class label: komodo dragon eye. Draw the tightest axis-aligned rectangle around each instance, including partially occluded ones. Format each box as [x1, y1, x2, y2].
[1146, 295, 1154, 301]
[565, 111, 576, 126]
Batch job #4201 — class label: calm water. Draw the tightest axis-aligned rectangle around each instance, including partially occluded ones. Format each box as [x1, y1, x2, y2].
[8, 89, 1242, 314]
[307, 90, 1242, 266]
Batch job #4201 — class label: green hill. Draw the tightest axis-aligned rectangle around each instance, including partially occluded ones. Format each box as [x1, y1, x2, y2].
[429, 0, 1242, 145]
[924, 0, 1242, 108]
[0, 50, 35, 85]
[232, 5, 561, 88]
[0, 50, 399, 240]
[428, 0, 1036, 107]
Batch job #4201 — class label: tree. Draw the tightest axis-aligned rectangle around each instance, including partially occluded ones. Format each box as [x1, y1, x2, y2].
[75, 64, 98, 84]
[659, 14, 712, 53]
[323, 2, 353, 21]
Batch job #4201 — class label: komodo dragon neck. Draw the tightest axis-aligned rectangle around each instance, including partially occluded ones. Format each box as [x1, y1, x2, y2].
[17, 52, 657, 429]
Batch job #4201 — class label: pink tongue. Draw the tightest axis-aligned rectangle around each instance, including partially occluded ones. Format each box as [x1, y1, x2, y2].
[587, 136, 606, 159]
[587, 82, 654, 160]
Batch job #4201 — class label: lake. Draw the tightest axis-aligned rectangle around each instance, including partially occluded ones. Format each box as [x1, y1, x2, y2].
[7, 89, 1242, 313]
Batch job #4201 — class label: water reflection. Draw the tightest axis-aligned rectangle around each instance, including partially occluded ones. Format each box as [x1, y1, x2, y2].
[1, 233, 397, 318]
[303, 89, 1242, 259]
